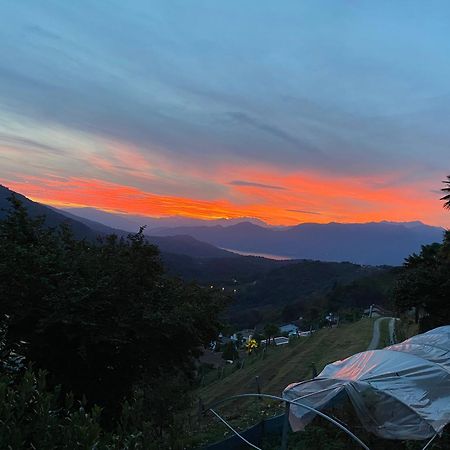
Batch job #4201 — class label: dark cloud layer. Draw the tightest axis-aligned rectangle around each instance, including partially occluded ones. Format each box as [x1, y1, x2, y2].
[287, 209, 322, 215]
[0, 0, 449, 185]
[229, 180, 287, 190]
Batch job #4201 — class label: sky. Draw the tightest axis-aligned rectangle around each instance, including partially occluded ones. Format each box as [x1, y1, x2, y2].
[1, 0, 450, 226]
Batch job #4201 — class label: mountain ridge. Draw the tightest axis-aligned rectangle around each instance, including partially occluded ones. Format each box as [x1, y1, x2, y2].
[2, 185, 444, 266]
[0, 185, 239, 260]
[146, 219, 444, 266]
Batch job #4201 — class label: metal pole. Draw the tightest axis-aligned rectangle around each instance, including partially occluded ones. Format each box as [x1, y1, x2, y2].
[209, 408, 262, 450]
[311, 362, 318, 378]
[422, 433, 438, 450]
[255, 375, 261, 396]
[280, 400, 290, 450]
[207, 393, 371, 450]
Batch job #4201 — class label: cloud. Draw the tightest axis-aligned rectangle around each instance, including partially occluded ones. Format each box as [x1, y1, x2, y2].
[287, 209, 322, 215]
[0, 134, 62, 155]
[227, 111, 319, 154]
[0, 0, 449, 228]
[25, 25, 62, 41]
[1, 2, 448, 179]
[229, 180, 286, 190]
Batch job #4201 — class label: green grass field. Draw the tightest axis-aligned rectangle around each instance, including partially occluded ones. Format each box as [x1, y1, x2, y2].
[186, 319, 375, 448]
[377, 316, 392, 348]
[198, 318, 374, 407]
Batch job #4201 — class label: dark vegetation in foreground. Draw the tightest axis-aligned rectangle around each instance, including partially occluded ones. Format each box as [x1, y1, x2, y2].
[0, 174, 448, 449]
[0, 183, 398, 332]
[0, 196, 225, 448]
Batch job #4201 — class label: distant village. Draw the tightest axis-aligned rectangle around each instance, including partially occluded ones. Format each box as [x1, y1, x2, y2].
[202, 305, 389, 368]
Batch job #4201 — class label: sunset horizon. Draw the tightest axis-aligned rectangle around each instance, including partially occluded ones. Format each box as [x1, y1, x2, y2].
[1, 2, 449, 228]
[2, 3, 450, 448]
[0, 175, 447, 228]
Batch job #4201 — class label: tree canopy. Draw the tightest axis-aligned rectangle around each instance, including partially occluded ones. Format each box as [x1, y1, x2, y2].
[394, 176, 450, 330]
[0, 196, 225, 436]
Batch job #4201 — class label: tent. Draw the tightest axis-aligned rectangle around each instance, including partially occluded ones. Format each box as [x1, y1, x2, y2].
[283, 325, 450, 440]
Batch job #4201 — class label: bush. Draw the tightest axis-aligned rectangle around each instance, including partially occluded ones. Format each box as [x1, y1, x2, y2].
[0, 196, 226, 444]
[0, 369, 107, 449]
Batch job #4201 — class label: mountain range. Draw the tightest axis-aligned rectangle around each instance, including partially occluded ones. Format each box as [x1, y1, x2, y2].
[145, 220, 444, 266]
[0, 184, 431, 326]
[0, 185, 237, 259]
[3, 186, 444, 266]
[60, 206, 268, 231]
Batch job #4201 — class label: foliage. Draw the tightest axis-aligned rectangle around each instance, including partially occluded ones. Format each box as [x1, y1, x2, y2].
[0, 368, 194, 449]
[264, 323, 280, 342]
[0, 369, 108, 450]
[441, 175, 450, 209]
[326, 269, 398, 311]
[394, 238, 450, 330]
[234, 261, 381, 310]
[221, 341, 239, 361]
[246, 339, 258, 354]
[228, 262, 394, 328]
[394, 177, 450, 331]
[0, 196, 225, 441]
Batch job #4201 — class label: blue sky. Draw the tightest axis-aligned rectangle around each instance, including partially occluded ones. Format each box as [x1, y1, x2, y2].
[1, 0, 449, 224]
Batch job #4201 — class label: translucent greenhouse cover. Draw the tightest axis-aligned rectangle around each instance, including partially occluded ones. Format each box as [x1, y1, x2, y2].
[283, 325, 450, 440]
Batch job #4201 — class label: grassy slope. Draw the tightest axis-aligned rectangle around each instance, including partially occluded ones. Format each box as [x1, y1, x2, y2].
[377, 317, 392, 348]
[198, 318, 374, 407]
[188, 319, 374, 448]
[190, 318, 425, 449]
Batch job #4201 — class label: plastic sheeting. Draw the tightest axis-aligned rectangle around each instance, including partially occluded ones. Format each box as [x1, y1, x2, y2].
[283, 325, 450, 440]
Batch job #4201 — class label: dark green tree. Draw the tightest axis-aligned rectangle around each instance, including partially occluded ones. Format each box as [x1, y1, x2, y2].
[263, 323, 280, 344]
[394, 178, 450, 330]
[0, 196, 225, 432]
[221, 341, 239, 361]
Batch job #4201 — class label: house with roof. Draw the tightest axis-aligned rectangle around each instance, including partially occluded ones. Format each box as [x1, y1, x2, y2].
[280, 323, 299, 336]
[231, 329, 254, 345]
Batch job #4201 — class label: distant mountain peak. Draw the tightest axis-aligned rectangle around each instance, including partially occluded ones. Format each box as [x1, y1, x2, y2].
[229, 221, 265, 230]
[147, 217, 444, 266]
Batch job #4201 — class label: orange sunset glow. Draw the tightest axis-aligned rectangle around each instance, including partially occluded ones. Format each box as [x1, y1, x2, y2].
[2, 169, 447, 227]
[0, 1, 449, 231]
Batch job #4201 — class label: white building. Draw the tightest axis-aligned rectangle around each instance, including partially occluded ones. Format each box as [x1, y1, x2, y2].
[280, 323, 299, 336]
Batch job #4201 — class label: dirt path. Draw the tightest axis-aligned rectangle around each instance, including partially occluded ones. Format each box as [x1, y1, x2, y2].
[367, 317, 396, 350]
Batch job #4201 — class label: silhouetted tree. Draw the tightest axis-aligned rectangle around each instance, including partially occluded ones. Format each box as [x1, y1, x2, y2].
[0, 196, 225, 432]
[394, 180, 450, 330]
[441, 175, 450, 209]
[264, 323, 280, 344]
[222, 341, 239, 361]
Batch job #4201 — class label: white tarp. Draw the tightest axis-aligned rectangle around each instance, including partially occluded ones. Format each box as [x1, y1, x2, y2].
[283, 325, 450, 440]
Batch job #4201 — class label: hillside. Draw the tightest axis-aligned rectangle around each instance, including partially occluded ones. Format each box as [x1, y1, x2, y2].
[234, 261, 381, 308]
[192, 319, 376, 447]
[226, 261, 395, 328]
[0, 185, 240, 259]
[198, 319, 375, 406]
[0, 185, 397, 330]
[161, 252, 292, 283]
[0, 185, 101, 240]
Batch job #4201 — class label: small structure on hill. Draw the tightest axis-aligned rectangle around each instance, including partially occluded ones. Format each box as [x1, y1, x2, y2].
[231, 329, 254, 345]
[280, 323, 299, 336]
[261, 336, 290, 346]
[363, 304, 392, 318]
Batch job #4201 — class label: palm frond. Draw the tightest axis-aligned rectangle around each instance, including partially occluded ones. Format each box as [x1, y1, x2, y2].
[441, 175, 450, 209]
